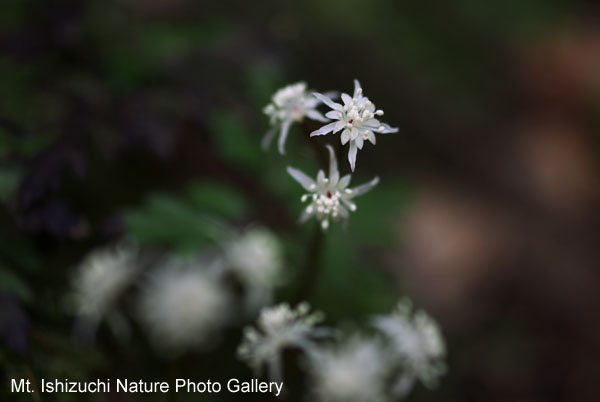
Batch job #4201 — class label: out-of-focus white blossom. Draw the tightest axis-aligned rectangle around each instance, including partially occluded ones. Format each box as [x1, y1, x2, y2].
[238, 302, 328, 382]
[263, 82, 328, 154]
[373, 299, 446, 395]
[307, 335, 391, 402]
[224, 227, 284, 311]
[287, 145, 379, 230]
[138, 258, 231, 355]
[72, 244, 138, 321]
[311, 80, 398, 171]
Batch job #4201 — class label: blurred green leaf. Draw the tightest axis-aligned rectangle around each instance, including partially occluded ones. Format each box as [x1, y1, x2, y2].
[209, 110, 261, 170]
[125, 193, 230, 252]
[186, 180, 246, 220]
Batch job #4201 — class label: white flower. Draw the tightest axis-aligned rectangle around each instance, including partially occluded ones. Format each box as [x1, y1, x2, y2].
[373, 299, 446, 395]
[224, 227, 284, 311]
[311, 80, 398, 171]
[138, 258, 231, 355]
[263, 82, 329, 154]
[287, 145, 379, 230]
[72, 243, 138, 320]
[307, 336, 391, 402]
[237, 302, 328, 382]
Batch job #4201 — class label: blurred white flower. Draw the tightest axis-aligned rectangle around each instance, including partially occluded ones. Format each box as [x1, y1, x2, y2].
[287, 145, 379, 230]
[373, 299, 446, 395]
[238, 302, 328, 382]
[138, 258, 231, 355]
[263, 82, 328, 154]
[224, 227, 284, 311]
[307, 335, 391, 402]
[311, 80, 398, 171]
[72, 244, 138, 321]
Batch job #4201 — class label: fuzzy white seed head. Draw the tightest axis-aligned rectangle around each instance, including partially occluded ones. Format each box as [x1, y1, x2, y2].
[72, 244, 138, 319]
[238, 302, 326, 382]
[138, 260, 231, 355]
[373, 299, 447, 390]
[308, 336, 391, 402]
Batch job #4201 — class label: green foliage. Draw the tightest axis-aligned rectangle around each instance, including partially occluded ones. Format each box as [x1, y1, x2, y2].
[125, 192, 233, 253]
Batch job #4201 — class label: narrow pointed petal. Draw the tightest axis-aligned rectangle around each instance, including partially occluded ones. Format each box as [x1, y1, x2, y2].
[261, 127, 277, 150]
[337, 203, 349, 219]
[325, 145, 338, 180]
[355, 136, 364, 149]
[333, 120, 346, 133]
[322, 90, 339, 99]
[340, 196, 357, 211]
[341, 129, 351, 145]
[353, 79, 362, 98]
[338, 174, 351, 189]
[348, 141, 358, 172]
[341, 93, 353, 105]
[287, 167, 317, 191]
[325, 110, 341, 119]
[313, 92, 343, 111]
[299, 207, 312, 223]
[310, 122, 337, 137]
[367, 131, 376, 144]
[278, 119, 292, 154]
[317, 170, 326, 187]
[379, 123, 399, 133]
[350, 176, 379, 196]
[305, 109, 329, 122]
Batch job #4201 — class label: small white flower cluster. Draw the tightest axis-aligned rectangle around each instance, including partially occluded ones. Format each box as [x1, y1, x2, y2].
[72, 244, 139, 320]
[223, 227, 284, 311]
[288, 145, 379, 230]
[237, 302, 328, 382]
[70, 243, 139, 341]
[263, 82, 328, 154]
[264, 79, 397, 170]
[69, 226, 285, 355]
[238, 299, 446, 402]
[312, 80, 398, 171]
[307, 336, 390, 402]
[137, 256, 231, 354]
[264, 79, 396, 230]
[373, 299, 447, 396]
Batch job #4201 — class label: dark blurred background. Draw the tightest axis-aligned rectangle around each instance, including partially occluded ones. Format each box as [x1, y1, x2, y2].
[2, 0, 600, 401]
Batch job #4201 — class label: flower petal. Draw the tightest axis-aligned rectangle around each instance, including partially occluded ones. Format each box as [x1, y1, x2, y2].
[336, 204, 349, 219]
[313, 92, 343, 112]
[341, 93, 353, 105]
[353, 79, 362, 98]
[261, 127, 277, 151]
[340, 196, 357, 212]
[310, 122, 337, 137]
[299, 207, 313, 223]
[317, 170, 326, 188]
[325, 111, 341, 119]
[305, 109, 329, 123]
[348, 141, 358, 172]
[338, 174, 351, 189]
[367, 131, 376, 144]
[341, 129, 351, 145]
[333, 120, 346, 133]
[325, 145, 339, 182]
[355, 136, 364, 149]
[379, 123, 399, 134]
[287, 167, 317, 191]
[278, 119, 292, 155]
[350, 176, 379, 196]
